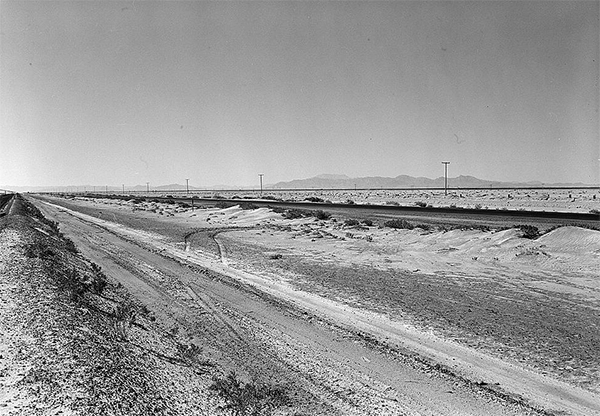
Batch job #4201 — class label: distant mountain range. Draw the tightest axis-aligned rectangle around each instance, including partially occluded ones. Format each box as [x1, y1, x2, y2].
[2, 174, 595, 193]
[270, 174, 594, 189]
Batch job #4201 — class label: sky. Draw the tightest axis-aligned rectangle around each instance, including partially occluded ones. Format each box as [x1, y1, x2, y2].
[1, 1, 598, 188]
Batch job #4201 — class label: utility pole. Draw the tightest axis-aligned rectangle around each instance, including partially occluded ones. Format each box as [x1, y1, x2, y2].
[442, 161, 450, 196]
[258, 174, 264, 195]
[122, 184, 125, 195]
[146, 182, 150, 193]
[186, 178, 189, 194]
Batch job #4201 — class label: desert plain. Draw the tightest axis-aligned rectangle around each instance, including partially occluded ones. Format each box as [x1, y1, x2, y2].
[1, 188, 599, 415]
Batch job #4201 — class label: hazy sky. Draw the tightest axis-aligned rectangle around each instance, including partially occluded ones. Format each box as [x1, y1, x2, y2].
[1, 1, 598, 187]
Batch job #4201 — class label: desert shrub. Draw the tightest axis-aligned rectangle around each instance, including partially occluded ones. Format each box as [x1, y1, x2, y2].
[590, 209, 600, 215]
[345, 199, 355, 205]
[216, 201, 235, 209]
[24, 240, 55, 259]
[61, 235, 78, 254]
[518, 225, 540, 239]
[113, 301, 138, 340]
[314, 210, 331, 220]
[62, 268, 87, 302]
[386, 201, 400, 206]
[176, 343, 203, 365]
[261, 195, 280, 201]
[90, 263, 108, 295]
[304, 196, 324, 203]
[283, 209, 306, 219]
[414, 223, 432, 231]
[344, 219, 360, 227]
[414, 201, 427, 208]
[268, 253, 283, 260]
[209, 371, 288, 416]
[361, 219, 373, 227]
[240, 202, 258, 210]
[384, 219, 414, 230]
[474, 204, 482, 210]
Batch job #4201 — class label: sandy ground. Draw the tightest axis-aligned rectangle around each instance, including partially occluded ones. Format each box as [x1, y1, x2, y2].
[137, 188, 600, 213]
[21, 194, 600, 415]
[0, 197, 228, 416]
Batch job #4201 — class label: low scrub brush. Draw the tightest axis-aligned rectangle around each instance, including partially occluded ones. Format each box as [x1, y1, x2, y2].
[384, 219, 414, 230]
[209, 371, 288, 416]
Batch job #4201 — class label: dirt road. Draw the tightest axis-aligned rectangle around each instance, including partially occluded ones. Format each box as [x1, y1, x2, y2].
[30, 196, 599, 415]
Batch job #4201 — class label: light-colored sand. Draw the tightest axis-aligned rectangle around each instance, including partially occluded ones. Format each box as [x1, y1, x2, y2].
[147, 188, 600, 213]
[73, 195, 600, 302]
[35, 195, 600, 415]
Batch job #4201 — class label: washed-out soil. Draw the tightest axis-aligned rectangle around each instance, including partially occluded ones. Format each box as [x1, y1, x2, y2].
[218, 236, 600, 394]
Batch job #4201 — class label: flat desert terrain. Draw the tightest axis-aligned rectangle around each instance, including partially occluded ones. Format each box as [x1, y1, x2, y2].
[2, 191, 599, 415]
[162, 187, 599, 213]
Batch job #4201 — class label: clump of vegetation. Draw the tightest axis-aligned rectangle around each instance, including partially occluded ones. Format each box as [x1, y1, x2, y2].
[345, 199, 355, 205]
[240, 202, 258, 210]
[344, 218, 360, 227]
[414, 223, 433, 231]
[314, 210, 331, 220]
[90, 262, 108, 295]
[590, 209, 600, 215]
[282, 208, 306, 219]
[261, 195, 281, 201]
[113, 300, 139, 340]
[414, 201, 427, 208]
[518, 224, 540, 239]
[216, 201, 236, 209]
[62, 235, 79, 254]
[304, 196, 324, 203]
[275, 207, 331, 221]
[24, 240, 55, 259]
[176, 343, 203, 366]
[362, 219, 373, 227]
[383, 219, 414, 230]
[209, 371, 289, 416]
[64, 267, 88, 301]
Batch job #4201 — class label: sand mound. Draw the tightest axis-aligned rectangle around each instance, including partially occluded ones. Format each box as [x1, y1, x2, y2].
[537, 226, 600, 251]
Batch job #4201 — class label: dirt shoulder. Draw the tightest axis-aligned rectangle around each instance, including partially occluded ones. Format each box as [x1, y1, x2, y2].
[0, 196, 227, 415]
